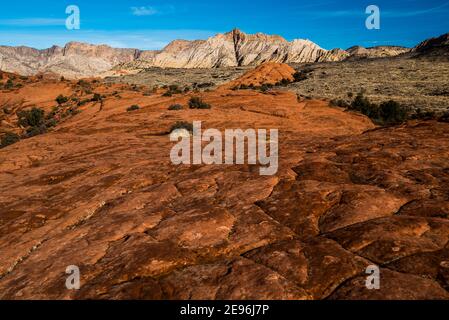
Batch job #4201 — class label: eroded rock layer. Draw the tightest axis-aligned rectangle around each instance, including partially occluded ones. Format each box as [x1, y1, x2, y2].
[0, 74, 448, 299]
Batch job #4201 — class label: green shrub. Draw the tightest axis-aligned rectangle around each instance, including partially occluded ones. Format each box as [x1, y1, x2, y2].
[56, 94, 69, 105]
[170, 121, 193, 133]
[293, 72, 308, 82]
[4, 79, 14, 90]
[439, 111, 449, 123]
[91, 93, 102, 102]
[168, 104, 183, 111]
[163, 84, 183, 96]
[348, 92, 408, 125]
[0, 132, 20, 148]
[260, 84, 269, 93]
[197, 82, 214, 89]
[379, 100, 408, 125]
[17, 107, 45, 128]
[77, 99, 91, 106]
[127, 105, 140, 112]
[26, 125, 47, 137]
[189, 97, 211, 109]
[277, 78, 291, 86]
[349, 92, 380, 119]
[169, 84, 181, 92]
[330, 99, 350, 108]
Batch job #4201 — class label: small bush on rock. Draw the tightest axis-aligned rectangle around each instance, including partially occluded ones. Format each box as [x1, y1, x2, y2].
[189, 97, 211, 109]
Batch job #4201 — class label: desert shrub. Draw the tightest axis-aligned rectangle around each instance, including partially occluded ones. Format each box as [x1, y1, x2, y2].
[62, 107, 81, 118]
[413, 108, 438, 120]
[439, 111, 449, 123]
[163, 85, 183, 96]
[197, 82, 215, 89]
[77, 99, 91, 106]
[349, 92, 380, 119]
[170, 121, 193, 133]
[17, 107, 45, 128]
[379, 100, 408, 125]
[91, 93, 102, 102]
[4, 79, 14, 90]
[0, 132, 20, 148]
[293, 72, 308, 82]
[56, 94, 69, 105]
[46, 118, 58, 128]
[168, 104, 183, 111]
[275, 79, 291, 86]
[26, 125, 47, 137]
[184, 87, 191, 93]
[169, 84, 180, 92]
[127, 105, 140, 112]
[349, 92, 408, 125]
[16, 107, 57, 138]
[189, 97, 211, 109]
[330, 99, 350, 108]
[260, 84, 270, 93]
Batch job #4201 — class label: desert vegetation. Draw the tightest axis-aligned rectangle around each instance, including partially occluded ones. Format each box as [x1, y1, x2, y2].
[189, 97, 211, 109]
[0, 132, 20, 149]
[170, 121, 193, 133]
[127, 105, 140, 112]
[168, 104, 183, 111]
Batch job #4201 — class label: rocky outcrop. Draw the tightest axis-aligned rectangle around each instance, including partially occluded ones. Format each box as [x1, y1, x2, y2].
[412, 32, 449, 59]
[346, 45, 410, 59]
[219, 62, 296, 89]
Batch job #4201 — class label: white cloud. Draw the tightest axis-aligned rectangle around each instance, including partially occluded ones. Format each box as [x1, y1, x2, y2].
[131, 6, 158, 16]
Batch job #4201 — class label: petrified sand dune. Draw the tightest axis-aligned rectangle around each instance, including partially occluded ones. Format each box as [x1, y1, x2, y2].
[219, 62, 296, 89]
[0, 67, 449, 299]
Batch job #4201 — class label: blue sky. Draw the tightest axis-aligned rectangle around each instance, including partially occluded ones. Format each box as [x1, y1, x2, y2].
[0, 0, 448, 50]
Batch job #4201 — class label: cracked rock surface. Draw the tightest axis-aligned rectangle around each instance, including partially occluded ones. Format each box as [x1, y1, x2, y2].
[0, 78, 449, 300]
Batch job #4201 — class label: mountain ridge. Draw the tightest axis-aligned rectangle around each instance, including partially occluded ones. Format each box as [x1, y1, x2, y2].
[1, 29, 446, 79]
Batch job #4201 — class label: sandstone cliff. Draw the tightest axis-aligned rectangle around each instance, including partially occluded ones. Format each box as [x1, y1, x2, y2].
[0, 29, 429, 79]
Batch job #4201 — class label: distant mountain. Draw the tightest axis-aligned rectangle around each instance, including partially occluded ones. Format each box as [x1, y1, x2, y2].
[412, 32, 449, 59]
[0, 42, 140, 79]
[345, 45, 410, 60]
[0, 29, 445, 79]
[138, 29, 349, 69]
